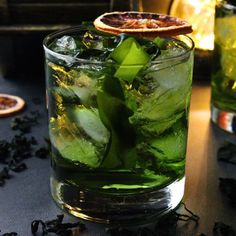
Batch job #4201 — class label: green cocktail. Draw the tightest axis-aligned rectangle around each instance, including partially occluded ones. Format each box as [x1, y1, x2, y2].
[44, 25, 194, 224]
[211, 1, 236, 132]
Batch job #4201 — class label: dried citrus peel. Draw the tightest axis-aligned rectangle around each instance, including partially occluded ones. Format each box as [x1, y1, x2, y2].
[94, 11, 193, 37]
[0, 94, 25, 117]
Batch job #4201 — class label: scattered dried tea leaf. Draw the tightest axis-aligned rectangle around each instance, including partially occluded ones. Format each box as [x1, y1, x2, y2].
[35, 147, 50, 159]
[153, 203, 199, 235]
[0, 167, 11, 186]
[11, 111, 41, 134]
[31, 214, 86, 236]
[8, 160, 27, 173]
[213, 222, 235, 236]
[219, 178, 236, 207]
[0, 232, 18, 236]
[0, 111, 49, 187]
[11, 135, 37, 160]
[31, 220, 46, 235]
[35, 139, 51, 159]
[217, 143, 236, 165]
[0, 140, 11, 164]
[106, 203, 199, 236]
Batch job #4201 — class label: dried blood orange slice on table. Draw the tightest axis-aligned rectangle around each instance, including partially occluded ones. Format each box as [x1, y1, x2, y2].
[0, 94, 25, 117]
[94, 11, 193, 37]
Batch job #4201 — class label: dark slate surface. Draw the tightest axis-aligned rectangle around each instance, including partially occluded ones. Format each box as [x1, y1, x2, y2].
[0, 77, 236, 235]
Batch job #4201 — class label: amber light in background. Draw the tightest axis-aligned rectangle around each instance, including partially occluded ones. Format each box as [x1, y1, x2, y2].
[137, 0, 172, 14]
[169, 0, 216, 80]
[170, 0, 215, 50]
[137, 0, 215, 51]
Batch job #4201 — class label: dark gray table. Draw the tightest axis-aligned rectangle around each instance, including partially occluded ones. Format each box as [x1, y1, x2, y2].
[0, 77, 236, 236]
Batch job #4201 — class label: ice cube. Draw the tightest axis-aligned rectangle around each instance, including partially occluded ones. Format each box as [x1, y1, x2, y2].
[56, 35, 77, 51]
[141, 57, 192, 96]
[82, 31, 121, 51]
[48, 36, 79, 65]
[157, 47, 186, 60]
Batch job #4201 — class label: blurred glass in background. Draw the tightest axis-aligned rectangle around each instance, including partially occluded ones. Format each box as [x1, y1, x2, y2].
[211, 0, 236, 133]
[170, 0, 215, 50]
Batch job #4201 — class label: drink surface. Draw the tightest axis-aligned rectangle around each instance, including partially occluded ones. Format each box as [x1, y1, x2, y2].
[45, 26, 193, 194]
[211, 2, 236, 112]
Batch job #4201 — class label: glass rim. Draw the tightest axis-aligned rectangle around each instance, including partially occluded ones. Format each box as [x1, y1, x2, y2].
[222, 2, 236, 10]
[43, 25, 195, 66]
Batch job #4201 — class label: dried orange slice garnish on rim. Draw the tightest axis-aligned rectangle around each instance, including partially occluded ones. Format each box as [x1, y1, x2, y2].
[0, 93, 25, 117]
[94, 11, 193, 37]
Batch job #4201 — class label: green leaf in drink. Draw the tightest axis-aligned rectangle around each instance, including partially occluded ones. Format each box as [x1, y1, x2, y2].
[97, 75, 137, 169]
[149, 123, 187, 162]
[153, 36, 168, 49]
[97, 90, 137, 169]
[111, 37, 150, 83]
[49, 117, 102, 168]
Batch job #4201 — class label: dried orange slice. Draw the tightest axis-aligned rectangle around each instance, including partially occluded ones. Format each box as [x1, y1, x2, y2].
[0, 93, 25, 117]
[94, 11, 193, 37]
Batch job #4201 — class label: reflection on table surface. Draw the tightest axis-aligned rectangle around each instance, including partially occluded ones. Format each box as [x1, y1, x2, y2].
[186, 82, 236, 235]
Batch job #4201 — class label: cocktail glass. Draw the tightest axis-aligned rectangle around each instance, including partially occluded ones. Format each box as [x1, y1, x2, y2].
[43, 25, 194, 225]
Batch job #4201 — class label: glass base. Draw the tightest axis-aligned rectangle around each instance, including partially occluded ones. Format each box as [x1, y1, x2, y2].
[211, 104, 236, 133]
[50, 176, 185, 226]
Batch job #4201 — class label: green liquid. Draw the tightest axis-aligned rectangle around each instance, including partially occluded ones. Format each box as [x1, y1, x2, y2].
[45, 29, 193, 194]
[211, 13, 236, 112]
